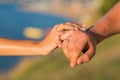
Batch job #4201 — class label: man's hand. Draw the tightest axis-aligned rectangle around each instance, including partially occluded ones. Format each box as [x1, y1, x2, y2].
[55, 22, 97, 68]
[62, 29, 96, 67]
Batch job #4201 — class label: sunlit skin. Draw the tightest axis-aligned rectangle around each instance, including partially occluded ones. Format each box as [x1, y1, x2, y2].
[0, 23, 81, 56]
[0, 2, 120, 67]
[0, 26, 58, 56]
[56, 2, 120, 67]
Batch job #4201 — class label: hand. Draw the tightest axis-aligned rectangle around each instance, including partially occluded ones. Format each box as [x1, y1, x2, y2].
[41, 22, 79, 55]
[55, 22, 96, 67]
[40, 25, 58, 55]
[55, 22, 86, 48]
[62, 29, 96, 67]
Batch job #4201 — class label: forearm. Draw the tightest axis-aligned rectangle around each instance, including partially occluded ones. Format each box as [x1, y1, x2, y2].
[0, 24, 63, 56]
[88, 2, 120, 45]
[0, 38, 47, 56]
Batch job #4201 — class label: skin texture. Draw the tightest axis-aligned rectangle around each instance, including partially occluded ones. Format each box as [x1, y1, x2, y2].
[1, 2, 120, 68]
[56, 23, 94, 67]
[0, 26, 58, 55]
[56, 2, 120, 67]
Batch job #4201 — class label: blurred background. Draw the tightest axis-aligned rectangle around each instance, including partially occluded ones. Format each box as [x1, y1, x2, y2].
[0, 0, 120, 80]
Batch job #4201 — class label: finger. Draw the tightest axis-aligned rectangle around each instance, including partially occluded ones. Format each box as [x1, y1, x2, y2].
[54, 24, 63, 48]
[60, 30, 74, 40]
[55, 31, 63, 48]
[69, 40, 86, 68]
[63, 34, 79, 67]
[62, 39, 70, 60]
[70, 52, 80, 68]
[66, 22, 86, 31]
[70, 54, 78, 68]
[55, 24, 75, 47]
[58, 24, 75, 32]
[77, 49, 94, 65]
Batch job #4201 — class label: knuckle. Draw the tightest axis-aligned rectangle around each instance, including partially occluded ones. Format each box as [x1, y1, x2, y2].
[83, 55, 91, 62]
[89, 49, 95, 57]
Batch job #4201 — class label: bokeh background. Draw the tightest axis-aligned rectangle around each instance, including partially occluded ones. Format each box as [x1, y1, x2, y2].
[0, 0, 120, 80]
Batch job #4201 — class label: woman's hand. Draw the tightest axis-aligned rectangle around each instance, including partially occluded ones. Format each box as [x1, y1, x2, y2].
[39, 25, 58, 55]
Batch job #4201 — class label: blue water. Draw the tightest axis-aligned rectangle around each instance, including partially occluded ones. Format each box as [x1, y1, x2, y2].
[0, 3, 73, 73]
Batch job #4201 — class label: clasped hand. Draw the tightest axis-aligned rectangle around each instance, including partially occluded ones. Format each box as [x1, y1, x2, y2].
[55, 22, 96, 68]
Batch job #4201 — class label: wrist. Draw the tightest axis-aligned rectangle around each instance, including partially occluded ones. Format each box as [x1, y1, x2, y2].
[87, 17, 113, 45]
[86, 29, 102, 46]
[39, 39, 57, 55]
